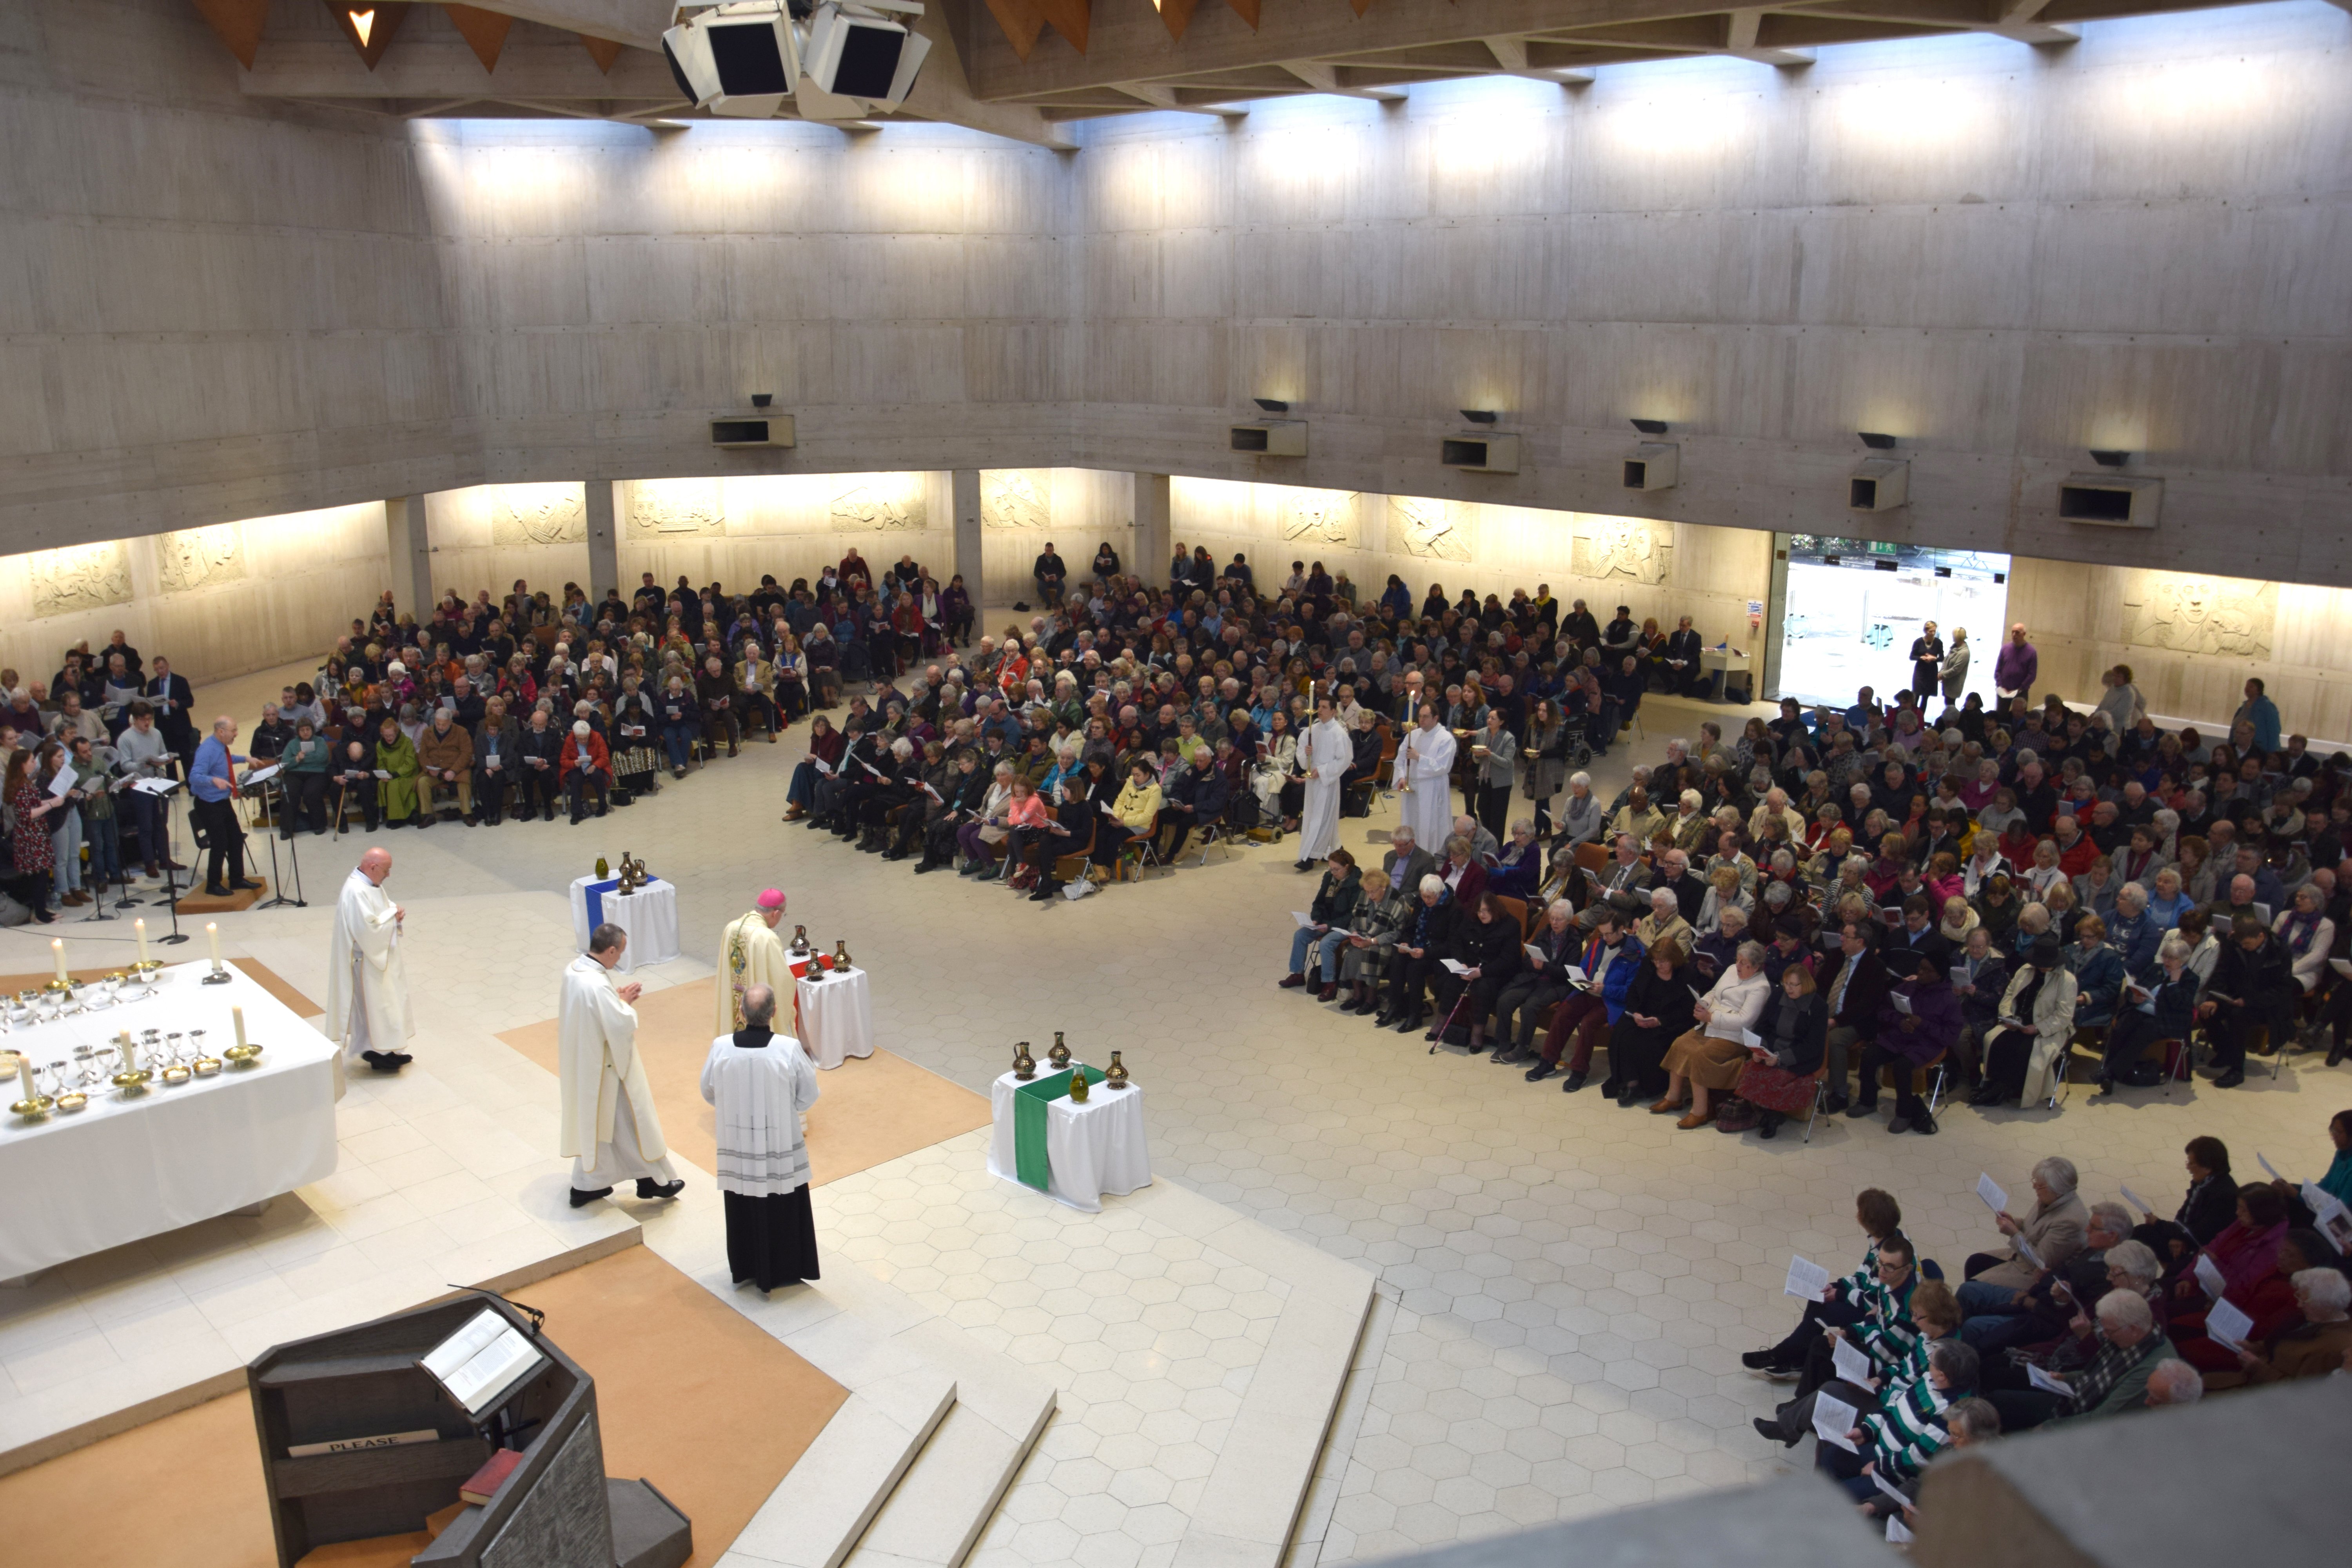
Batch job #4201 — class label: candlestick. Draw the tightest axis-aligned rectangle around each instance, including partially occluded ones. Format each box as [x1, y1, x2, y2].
[135, 918, 149, 964]
[233, 1007, 246, 1049]
[207, 922, 220, 971]
[52, 938, 66, 984]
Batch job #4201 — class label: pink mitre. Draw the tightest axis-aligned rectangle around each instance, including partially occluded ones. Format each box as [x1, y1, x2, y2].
[757, 889, 786, 910]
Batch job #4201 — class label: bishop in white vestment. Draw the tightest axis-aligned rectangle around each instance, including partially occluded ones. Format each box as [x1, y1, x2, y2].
[700, 984, 821, 1291]
[1392, 707, 1458, 857]
[559, 926, 682, 1205]
[324, 848, 414, 1073]
[1293, 699, 1352, 870]
[716, 887, 795, 1035]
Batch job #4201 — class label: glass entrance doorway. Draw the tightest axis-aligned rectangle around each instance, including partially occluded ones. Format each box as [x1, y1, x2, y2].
[1772, 537, 2011, 710]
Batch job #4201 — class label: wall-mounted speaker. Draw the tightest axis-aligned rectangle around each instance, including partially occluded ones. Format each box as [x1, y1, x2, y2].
[1442, 434, 1520, 474]
[1623, 442, 1679, 491]
[1230, 420, 1308, 457]
[2057, 474, 2161, 528]
[1848, 457, 1909, 512]
[711, 415, 795, 448]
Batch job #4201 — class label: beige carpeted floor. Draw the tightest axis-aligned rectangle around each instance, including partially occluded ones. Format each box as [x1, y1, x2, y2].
[495, 976, 991, 1185]
[0, 1243, 848, 1568]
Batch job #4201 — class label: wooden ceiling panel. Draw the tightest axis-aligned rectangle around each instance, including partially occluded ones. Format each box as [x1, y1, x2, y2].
[443, 4, 513, 71]
[984, 0, 1049, 59]
[189, 0, 272, 69]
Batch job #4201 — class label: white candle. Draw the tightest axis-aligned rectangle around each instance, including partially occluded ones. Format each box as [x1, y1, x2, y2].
[16, 1057, 33, 1103]
[51, 938, 66, 984]
[135, 918, 149, 964]
[207, 922, 221, 971]
[233, 1007, 247, 1049]
[118, 1034, 134, 1073]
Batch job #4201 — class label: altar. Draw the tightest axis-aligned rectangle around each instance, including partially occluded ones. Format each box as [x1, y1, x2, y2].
[0, 961, 339, 1281]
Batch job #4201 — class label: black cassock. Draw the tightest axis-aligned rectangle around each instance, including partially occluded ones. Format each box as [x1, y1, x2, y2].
[706, 1026, 823, 1292]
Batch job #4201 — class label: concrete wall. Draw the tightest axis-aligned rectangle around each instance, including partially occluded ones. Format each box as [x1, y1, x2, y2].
[1167, 480, 1773, 655]
[0, 0, 457, 549]
[2, 503, 388, 692]
[4, 0, 2347, 595]
[1064, 5, 2352, 584]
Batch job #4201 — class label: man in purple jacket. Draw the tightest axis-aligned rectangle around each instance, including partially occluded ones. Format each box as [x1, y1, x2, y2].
[1851, 953, 1963, 1134]
[1993, 624, 2038, 707]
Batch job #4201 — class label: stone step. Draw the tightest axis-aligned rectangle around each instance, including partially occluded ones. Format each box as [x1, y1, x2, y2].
[842, 1399, 1046, 1568]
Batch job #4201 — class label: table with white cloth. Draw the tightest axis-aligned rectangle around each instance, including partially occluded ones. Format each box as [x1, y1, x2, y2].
[985, 1066, 1152, 1214]
[0, 961, 339, 1281]
[794, 964, 874, 1071]
[567, 872, 679, 970]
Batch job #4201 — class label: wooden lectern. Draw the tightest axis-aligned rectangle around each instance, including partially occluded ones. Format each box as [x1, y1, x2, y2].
[247, 1293, 691, 1568]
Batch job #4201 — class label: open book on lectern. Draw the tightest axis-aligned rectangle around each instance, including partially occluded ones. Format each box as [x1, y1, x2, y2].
[421, 1308, 547, 1419]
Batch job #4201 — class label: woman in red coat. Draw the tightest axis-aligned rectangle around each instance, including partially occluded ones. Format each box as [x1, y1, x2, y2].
[557, 720, 611, 824]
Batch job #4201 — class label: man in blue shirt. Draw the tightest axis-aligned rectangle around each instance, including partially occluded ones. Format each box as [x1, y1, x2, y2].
[190, 716, 260, 897]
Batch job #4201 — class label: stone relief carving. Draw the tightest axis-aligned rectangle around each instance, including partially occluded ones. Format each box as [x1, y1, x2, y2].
[831, 478, 926, 532]
[628, 478, 726, 537]
[1391, 496, 1471, 563]
[29, 541, 134, 619]
[492, 483, 586, 545]
[157, 523, 245, 594]
[1280, 490, 1358, 547]
[982, 470, 1051, 531]
[1571, 515, 1673, 586]
[2121, 572, 2276, 658]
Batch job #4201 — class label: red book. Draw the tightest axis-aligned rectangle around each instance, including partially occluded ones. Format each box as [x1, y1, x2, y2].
[459, 1448, 524, 1506]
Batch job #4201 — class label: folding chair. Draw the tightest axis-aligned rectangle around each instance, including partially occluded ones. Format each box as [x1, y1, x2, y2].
[1192, 800, 1242, 867]
[1877, 1049, 1951, 1120]
[1050, 804, 1097, 884]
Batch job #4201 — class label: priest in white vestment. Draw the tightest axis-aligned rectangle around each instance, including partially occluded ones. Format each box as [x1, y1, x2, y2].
[1392, 705, 1457, 857]
[1293, 696, 1352, 872]
[324, 848, 414, 1074]
[559, 923, 683, 1207]
[700, 984, 821, 1291]
[716, 887, 795, 1035]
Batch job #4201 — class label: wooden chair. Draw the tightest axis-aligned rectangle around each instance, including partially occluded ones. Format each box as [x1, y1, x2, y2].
[1492, 895, 1528, 938]
[1573, 841, 1610, 876]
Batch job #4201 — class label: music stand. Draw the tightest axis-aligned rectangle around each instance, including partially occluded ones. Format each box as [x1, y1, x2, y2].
[251, 777, 307, 909]
[144, 776, 191, 942]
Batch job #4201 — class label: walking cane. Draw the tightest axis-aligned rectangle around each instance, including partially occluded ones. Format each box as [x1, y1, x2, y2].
[1428, 985, 1472, 1055]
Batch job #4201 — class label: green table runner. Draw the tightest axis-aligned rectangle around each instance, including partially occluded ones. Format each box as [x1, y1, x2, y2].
[1014, 1065, 1105, 1191]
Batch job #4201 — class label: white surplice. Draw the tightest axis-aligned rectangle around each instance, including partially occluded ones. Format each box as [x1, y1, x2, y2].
[699, 1030, 820, 1196]
[323, 867, 413, 1061]
[557, 954, 675, 1189]
[1297, 715, 1352, 861]
[1392, 720, 1457, 855]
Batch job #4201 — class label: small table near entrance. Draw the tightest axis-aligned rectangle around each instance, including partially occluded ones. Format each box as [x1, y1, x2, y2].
[986, 1065, 1151, 1213]
[793, 964, 874, 1071]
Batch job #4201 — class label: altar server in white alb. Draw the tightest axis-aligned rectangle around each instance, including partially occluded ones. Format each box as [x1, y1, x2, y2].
[559, 923, 684, 1208]
[325, 846, 414, 1074]
[716, 886, 793, 1035]
[1392, 704, 1457, 857]
[700, 983, 821, 1293]
[1292, 692, 1353, 873]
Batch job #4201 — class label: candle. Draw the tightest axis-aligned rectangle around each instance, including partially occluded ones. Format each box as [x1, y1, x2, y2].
[136, 918, 149, 964]
[233, 1007, 247, 1049]
[207, 922, 221, 971]
[16, 1057, 32, 1103]
[118, 1034, 134, 1074]
[52, 938, 66, 984]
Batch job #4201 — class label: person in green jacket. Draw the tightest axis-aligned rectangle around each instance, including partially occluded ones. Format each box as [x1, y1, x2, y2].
[373, 716, 422, 826]
[279, 717, 333, 837]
